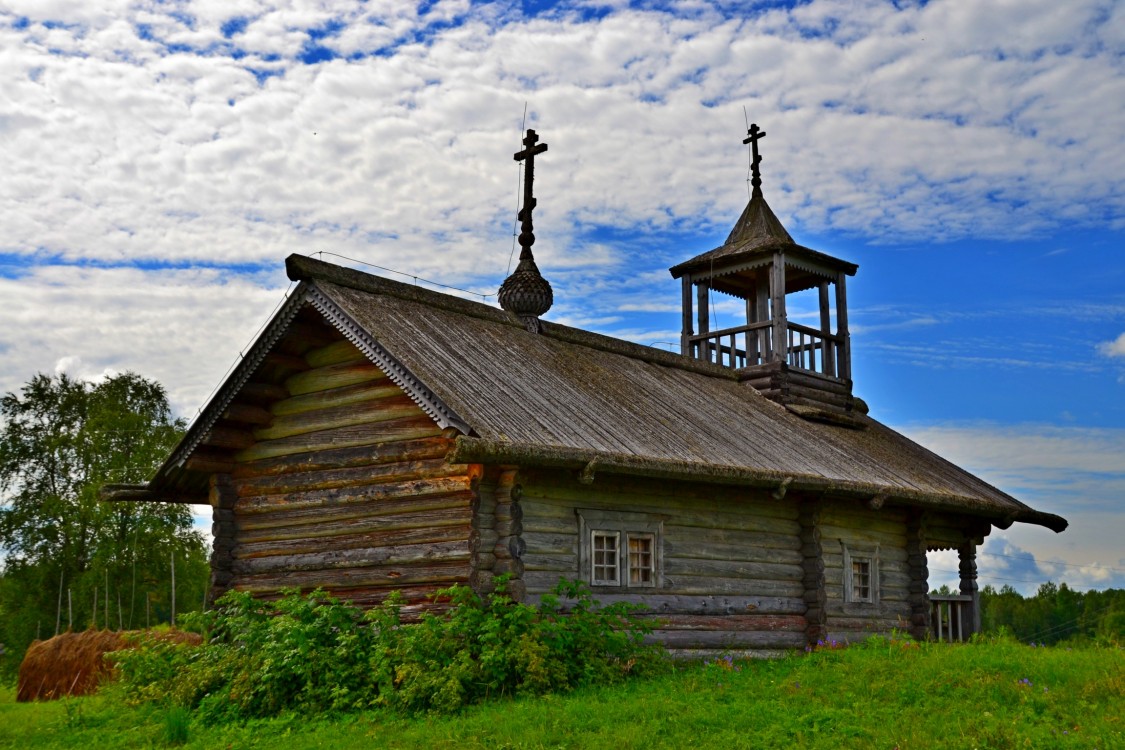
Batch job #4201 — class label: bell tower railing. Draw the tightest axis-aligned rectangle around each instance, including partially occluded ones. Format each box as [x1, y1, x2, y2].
[687, 321, 844, 378]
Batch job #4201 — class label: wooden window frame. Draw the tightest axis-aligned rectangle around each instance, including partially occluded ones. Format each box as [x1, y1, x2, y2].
[577, 509, 664, 590]
[843, 543, 880, 605]
[591, 530, 620, 586]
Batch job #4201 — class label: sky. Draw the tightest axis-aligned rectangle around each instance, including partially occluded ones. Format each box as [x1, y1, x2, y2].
[1, 0, 1122, 595]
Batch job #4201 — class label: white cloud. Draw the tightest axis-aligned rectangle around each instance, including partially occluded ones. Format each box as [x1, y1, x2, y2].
[898, 422, 1125, 515]
[1098, 332, 1125, 358]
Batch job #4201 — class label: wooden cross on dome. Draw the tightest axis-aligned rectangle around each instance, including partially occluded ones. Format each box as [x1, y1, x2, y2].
[514, 129, 548, 257]
[744, 123, 766, 190]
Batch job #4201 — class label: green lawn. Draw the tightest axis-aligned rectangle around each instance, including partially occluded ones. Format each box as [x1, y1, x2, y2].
[3, 638, 1121, 749]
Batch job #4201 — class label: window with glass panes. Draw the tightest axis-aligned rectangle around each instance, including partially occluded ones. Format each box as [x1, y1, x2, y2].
[578, 509, 663, 589]
[591, 531, 620, 585]
[851, 559, 871, 601]
[627, 534, 655, 586]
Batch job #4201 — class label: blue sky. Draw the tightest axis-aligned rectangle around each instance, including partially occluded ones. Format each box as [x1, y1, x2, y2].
[0, 0, 1122, 594]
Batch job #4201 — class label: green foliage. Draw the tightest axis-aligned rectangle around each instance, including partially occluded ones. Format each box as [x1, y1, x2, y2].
[0, 372, 209, 679]
[112, 579, 664, 721]
[6, 639, 1124, 749]
[981, 582, 1125, 645]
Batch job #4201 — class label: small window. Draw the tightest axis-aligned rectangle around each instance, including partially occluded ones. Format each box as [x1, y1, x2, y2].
[592, 531, 620, 585]
[578, 509, 664, 589]
[843, 543, 880, 604]
[851, 558, 872, 602]
[628, 534, 655, 586]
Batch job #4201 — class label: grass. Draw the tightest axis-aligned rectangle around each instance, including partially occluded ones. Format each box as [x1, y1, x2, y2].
[2, 636, 1121, 749]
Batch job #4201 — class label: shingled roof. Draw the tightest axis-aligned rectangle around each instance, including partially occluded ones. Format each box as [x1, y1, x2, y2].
[113, 254, 1065, 533]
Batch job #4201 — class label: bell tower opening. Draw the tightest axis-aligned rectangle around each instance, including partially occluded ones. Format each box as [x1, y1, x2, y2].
[669, 124, 862, 417]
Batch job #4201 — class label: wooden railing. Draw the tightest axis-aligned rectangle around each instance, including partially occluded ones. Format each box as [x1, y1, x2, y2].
[930, 594, 973, 642]
[687, 321, 843, 378]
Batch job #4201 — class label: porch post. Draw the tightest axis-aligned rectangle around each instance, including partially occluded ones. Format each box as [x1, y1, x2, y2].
[958, 542, 981, 637]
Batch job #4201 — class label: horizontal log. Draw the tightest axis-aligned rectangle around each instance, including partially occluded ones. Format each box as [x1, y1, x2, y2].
[664, 539, 803, 566]
[521, 478, 798, 521]
[235, 417, 441, 462]
[231, 540, 471, 575]
[303, 340, 368, 368]
[236, 523, 471, 558]
[522, 531, 577, 556]
[202, 425, 256, 450]
[820, 523, 907, 548]
[237, 504, 472, 541]
[655, 575, 805, 598]
[186, 450, 236, 475]
[663, 558, 803, 582]
[529, 572, 806, 599]
[238, 382, 290, 404]
[647, 630, 808, 649]
[221, 403, 274, 427]
[532, 593, 807, 616]
[270, 379, 400, 417]
[521, 552, 576, 573]
[826, 601, 912, 620]
[236, 475, 472, 515]
[231, 560, 470, 591]
[235, 493, 472, 536]
[254, 395, 425, 442]
[233, 437, 451, 478]
[234, 457, 460, 497]
[264, 352, 311, 373]
[285, 361, 386, 397]
[665, 525, 801, 554]
[823, 546, 910, 567]
[638, 614, 806, 632]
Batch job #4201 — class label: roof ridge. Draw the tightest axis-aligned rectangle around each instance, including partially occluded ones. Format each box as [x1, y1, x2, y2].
[287, 254, 740, 381]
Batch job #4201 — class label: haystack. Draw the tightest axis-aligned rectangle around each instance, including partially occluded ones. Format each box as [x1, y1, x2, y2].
[16, 628, 201, 702]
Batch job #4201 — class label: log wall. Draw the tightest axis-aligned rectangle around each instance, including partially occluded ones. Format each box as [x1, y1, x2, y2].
[517, 468, 808, 656]
[224, 336, 478, 613]
[820, 501, 912, 642]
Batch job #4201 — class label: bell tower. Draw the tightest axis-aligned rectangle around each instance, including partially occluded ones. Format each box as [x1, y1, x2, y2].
[669, 124, 862, 418]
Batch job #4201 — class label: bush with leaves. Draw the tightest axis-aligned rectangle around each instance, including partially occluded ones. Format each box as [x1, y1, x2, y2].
[111, 578, 665, 720]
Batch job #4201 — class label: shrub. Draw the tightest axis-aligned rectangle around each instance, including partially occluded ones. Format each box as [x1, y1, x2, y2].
[111, 578, 665, 721]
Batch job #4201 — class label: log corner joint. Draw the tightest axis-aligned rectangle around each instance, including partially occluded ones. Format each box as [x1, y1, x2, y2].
[578, 459, 598, 485]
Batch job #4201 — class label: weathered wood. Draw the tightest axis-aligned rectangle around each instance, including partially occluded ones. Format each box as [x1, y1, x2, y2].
[231, 541, 471, 575]
[235, 475, 472, 515]
[237, 505, 473, 542]
[270, 379, 399, 417]
[233, 437, 451, 479]
[521, 552, 575, 572]
[235, 493, 471, 536]
[285, 361, 386, 396]
[231, 560, 470, 591]
[536, 593, 807, 616]
[254, 395, 424, 442]
[521, 531, 577, 556]
[663, 558, 803, 582]
[235, 417, 441, 462]
[186, 450, 236, 475]
[303, 340, 368, 368]
[664, 538, 803, 565]
[235, 457, 460, 497]
[799, 498, 827, 646]
[639, 614, 806, 632]
[649, 630, 807, 649]
[202, 425, 256, 450]
[236, 523, 472, 558]
[264, 352, 312, 373]
[222, 403, 274, 427]
[238, 382, 290, 404]
[208, 474, 237, 602]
